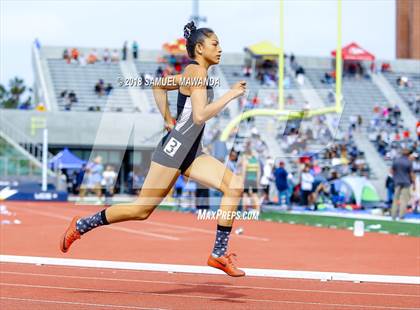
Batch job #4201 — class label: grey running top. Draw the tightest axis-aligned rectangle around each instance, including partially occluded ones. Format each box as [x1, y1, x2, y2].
[174, 60, 214, 143]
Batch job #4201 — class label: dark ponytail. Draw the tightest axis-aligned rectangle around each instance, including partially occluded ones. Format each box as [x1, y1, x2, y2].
[183, 21, 214, 59]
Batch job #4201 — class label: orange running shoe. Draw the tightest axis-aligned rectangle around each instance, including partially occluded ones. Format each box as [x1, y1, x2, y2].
[207, 253, 245, 277]
[60, 216, 81, 253]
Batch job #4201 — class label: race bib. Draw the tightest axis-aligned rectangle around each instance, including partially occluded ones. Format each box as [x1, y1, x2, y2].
[164, 137, 182, 157]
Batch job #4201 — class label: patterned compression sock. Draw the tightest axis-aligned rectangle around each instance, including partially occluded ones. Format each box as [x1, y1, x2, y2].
[76, 210, 109, 235]
[211, 224, 232, 257]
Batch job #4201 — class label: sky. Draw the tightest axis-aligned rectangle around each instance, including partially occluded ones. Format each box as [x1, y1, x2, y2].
[0, 0, 396, 86]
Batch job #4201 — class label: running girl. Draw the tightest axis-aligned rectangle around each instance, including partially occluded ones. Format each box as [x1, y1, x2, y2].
[60, 21, 248, 277]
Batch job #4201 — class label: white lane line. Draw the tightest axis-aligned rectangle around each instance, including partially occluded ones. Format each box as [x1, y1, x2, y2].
[1, 283, 417, 310]
[19, 206, 179, 241]
[1, 255, 419, 285]
[144, 220, 270, 242]
[2, 271, 419, 298]
[0, 297, 167, 310]
[2, 262, 416, 288]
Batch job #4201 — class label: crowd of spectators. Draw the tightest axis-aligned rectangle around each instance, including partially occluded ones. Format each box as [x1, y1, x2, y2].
[368, 104, 418, 161]
[406, 93, 420, 116]
[62, 41, 139, 65]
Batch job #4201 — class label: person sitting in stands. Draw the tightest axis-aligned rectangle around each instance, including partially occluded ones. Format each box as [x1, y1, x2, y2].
[68, 90, 77, 103]
[94, 80, 105, 97]
[79, 53, 87, 66]
[103, 49, 111, 63]
[71, 48, 79, 63]
[87, 49, 98, 64]
[155, 66, 164, 77]
[63, 48, 70, 63]
[111, 49, 120, 62]
[105, 83, 113, 96]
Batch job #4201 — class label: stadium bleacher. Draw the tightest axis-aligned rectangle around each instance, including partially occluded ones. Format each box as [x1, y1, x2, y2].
[47, 59, 134, 112]
[383, 72, 420, 117]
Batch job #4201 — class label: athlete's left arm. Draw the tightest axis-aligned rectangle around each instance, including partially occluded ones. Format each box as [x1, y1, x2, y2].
[152, 75, 182, 127]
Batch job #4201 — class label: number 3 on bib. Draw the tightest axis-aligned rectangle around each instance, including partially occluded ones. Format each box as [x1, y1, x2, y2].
[163, 137, 182, 157]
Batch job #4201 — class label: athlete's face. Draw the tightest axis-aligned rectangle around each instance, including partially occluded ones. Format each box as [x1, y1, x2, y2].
[198, 33, 222, 65]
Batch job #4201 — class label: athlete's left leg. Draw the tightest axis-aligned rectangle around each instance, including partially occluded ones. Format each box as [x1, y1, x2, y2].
[183, 154, 246, 277]
[183, 154, 244, 226]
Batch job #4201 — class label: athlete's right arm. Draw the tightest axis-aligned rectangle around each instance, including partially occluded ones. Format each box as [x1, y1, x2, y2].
[189, 67, 246, 125]
[152, 75, 182, 128]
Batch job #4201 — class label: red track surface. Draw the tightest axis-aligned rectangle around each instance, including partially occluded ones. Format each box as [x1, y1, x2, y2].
[1, 201, 419, 309]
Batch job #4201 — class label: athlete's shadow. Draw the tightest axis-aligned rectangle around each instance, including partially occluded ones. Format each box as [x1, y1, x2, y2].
[148, 281, 249, 304]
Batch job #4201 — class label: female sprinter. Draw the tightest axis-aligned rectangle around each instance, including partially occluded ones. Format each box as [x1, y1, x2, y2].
[60, 21, 248, 277]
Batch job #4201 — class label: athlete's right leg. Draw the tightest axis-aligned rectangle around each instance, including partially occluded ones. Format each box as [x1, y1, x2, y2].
[60, 161, 180, 252]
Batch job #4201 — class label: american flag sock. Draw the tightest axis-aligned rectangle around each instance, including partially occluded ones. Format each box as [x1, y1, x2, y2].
[211, 224, 232, 257]
[76, 210, 109, 235]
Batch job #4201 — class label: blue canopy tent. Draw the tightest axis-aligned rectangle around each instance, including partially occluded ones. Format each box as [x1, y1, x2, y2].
[49, 148, 86, 170]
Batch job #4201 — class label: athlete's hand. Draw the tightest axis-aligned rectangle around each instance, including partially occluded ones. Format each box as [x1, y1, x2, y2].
[229, 81, 247, 99]
[164, 119, 175, 132]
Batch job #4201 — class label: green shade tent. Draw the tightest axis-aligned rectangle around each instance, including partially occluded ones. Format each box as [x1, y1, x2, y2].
[340, 176, 380, 207]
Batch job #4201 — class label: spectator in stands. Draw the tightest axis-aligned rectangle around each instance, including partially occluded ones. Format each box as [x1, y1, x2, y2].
[289, 53, 295, 66]
[105, 83, 113, 96]
[94, 79, 105, 97]
[71, 48, 79, 63]
[243, 66, 252, 77]
[122, 41, 128, 61]
[391, 148, 415, 220]
[68, 90, 77, 103]
[381, 62, 391, 72]
[63, 48, 70, 63]
[102, 49, 111, 63]
[322, 72, 334, 85]
[349, 115, 357, 132]
[111, 49, 120, 62]
[155, 66, 164, 77]
[292, 63, 305, 85]
[286, 94, 295, 105]
[87, 49, 98, 64]
[132, 41, 139, 59]
[251, 93, 260, 108]
[79, 53, 87, 66]
[370, 62, 376, 74]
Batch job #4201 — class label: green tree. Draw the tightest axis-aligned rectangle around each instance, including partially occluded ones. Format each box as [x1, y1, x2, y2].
[0, 77, 31, 109]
